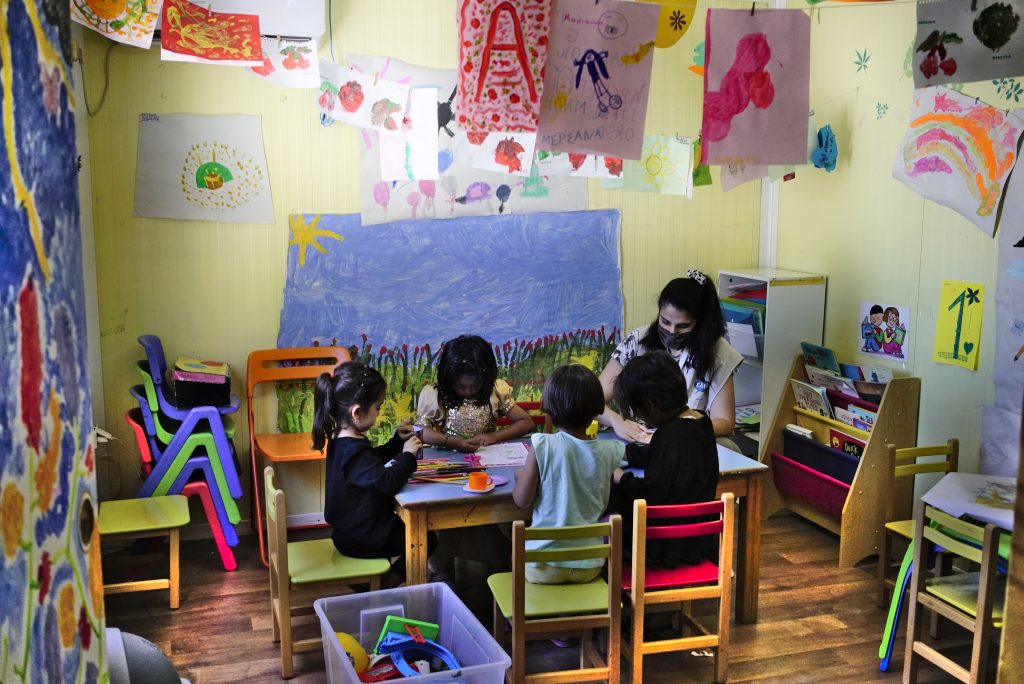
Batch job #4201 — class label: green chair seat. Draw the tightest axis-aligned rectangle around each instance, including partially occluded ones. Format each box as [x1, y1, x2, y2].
[287, 539, 391, 585]
[100, 495, 190, 535]
[488, 571, 610, 619]
[926, 572, 1006, 626]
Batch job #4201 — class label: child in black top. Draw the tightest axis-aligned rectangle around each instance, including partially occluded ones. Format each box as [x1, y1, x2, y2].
[611, 351, 719, 567]
[312, 361, 422, 562]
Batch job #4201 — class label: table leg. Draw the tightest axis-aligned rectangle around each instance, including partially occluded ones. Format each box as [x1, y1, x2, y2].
[403, 508, 429, 585]
[735, 474, 762, 624]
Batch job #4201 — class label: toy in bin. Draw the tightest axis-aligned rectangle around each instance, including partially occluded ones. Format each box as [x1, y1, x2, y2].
[356, 615, 460, 681]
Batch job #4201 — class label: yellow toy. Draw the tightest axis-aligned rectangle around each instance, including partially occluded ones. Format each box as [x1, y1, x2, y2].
[335, 632, 368, 673]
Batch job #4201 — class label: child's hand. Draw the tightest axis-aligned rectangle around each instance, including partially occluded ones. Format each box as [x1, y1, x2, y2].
[395, 421, 416, 441]
[615, 419, 651, 444]
[450, 436, 476, 453]
[465, 433, 496, 449]
[402, 435, 422, 456]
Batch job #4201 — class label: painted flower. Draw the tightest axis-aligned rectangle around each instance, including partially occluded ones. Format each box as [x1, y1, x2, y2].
[79, 606, 92, 650]
[35, 391, 63, 511]
[58, 583, 77, 648]
[37, 551, 52, 603]
[20, 277, 44, 452]
[2, 482, 25, 557]
[34, 429, 73, 545]
[88, 522, 105, 619]
[669, 10, 686, 31]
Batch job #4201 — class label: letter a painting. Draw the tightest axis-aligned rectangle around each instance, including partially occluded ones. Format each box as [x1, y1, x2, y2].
[701, 9, 810, 166]
[458, 0, 551, 132]
[892, 87, 1023, 236]
[160, 0, 263, 66]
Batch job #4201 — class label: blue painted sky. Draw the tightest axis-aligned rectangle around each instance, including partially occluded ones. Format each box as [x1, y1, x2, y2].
[278, 210, 623, 350]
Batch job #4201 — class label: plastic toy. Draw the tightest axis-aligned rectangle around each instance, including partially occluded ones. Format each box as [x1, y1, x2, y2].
[373, 616, 439, 653]
[376, 632, 461, 678]
[335, 632, 368, 673]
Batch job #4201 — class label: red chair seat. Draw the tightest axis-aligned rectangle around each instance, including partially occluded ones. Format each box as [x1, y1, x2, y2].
[623, 559, 719, 591]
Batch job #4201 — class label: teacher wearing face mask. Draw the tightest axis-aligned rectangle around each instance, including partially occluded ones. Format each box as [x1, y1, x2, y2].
[598, 270, 743, 440]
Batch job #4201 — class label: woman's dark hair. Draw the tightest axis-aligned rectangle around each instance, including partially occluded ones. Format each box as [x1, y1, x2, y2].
[542, 364, 605, 431]
[639, 274, 725, 387]
[311, 361, 387, 450]
[436, 335, 498, 408]
[614, 351, 689, 427]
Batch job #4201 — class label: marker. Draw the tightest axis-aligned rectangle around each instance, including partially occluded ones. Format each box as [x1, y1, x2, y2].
[1015, 344, 1024, 362]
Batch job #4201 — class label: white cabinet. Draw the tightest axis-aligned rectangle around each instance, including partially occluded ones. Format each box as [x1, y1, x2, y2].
[718, 268, 826, 443]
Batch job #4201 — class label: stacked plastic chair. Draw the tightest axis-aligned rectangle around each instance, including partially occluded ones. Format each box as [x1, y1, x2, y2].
[127, 335, 243, 571]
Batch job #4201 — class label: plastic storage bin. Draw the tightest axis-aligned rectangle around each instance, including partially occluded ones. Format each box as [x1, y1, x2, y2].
[314, 582, 510, 684]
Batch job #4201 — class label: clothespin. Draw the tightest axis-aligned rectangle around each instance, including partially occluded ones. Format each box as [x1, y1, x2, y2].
[750, 2, 755, 15]
[405, 625, 426, 644]
[276, 35, 282, 49]
[373, 71, 380, 87]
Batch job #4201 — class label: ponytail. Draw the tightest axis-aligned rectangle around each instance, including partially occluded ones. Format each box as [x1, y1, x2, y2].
[310, 361, 388, 451]
[311, 371, 336, 451]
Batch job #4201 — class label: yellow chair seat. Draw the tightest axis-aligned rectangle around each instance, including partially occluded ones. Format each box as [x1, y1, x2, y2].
[100, 495, 190, 535]
[926, 572, 1006, 626]
[885, 519, 915, 539]
[287, 539, 391, 585]
[488, 571, 610, 619]
[255, 432, 323, 462]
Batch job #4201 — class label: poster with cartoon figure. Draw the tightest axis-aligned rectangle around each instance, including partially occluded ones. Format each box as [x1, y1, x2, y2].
[859, 302, 911, 362]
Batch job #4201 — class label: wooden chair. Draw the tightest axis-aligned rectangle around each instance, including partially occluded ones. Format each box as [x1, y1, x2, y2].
[487, 516, 622, 684]
[878, 439, 959, 608]
[248, 346, 350, 566]
[264, 467, 390, 679]
[624, 495, 735, 684]
[496, 400, 550, 431]
[903, 501, 1005, 683]
[99, 495, 190, 609]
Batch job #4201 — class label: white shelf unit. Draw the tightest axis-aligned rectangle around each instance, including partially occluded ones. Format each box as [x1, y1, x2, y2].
[718, 268, 827, 444]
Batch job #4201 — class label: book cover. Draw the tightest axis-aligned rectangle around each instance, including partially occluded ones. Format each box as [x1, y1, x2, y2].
[853, 380, 886, 403]
[800, 341, 841, 374]
[805, 366, 859, 398]
[175, 356, 230, 377]
[829, 428, 866, 458]
[846, 404, 877, 426]
[834, 407, 871, 432]
[791, 378, 833, 418]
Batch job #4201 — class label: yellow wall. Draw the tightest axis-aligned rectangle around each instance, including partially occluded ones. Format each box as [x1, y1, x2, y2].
[776, 2, 1002, 474]
[85, 0, 760, 506]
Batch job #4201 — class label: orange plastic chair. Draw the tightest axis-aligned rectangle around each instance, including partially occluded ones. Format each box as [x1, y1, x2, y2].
[248, 346, 351, 566]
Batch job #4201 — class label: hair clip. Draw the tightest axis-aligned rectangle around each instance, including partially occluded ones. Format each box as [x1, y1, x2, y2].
[687, 268, 707, 285]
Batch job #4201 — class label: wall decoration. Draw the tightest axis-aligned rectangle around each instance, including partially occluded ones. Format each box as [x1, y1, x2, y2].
[692, 138, 712, 186]
[638, 0, 698, 48]
[535, 151, 623, 178]
[690, 40, 705, 76]
[892, 87, 1023, 237]
[810, 124, 838, 172]
[934, 279, 985, 370]
[71, 0, 160, 48]
[2, 2, 104, 681]
[465, 131, 538, 177]
[319, 61, 410, 132]
[858, 302, 911, 361]
[277, 211, 623, 439]
[914, 0, 1024, 88]
[876, 102, 890, 119]
[457, 0, 550, 132]
[994, 77, 1024, 102]
[720, 163, 768, 192]
[248, 37, 319, 88]
[854, 48, 871, 72]
[349, 55, 587, 225]
[701, 9, 811, 166]
[379, 88, 439, 182]
[623, 135, 693, 196]
[160, 0, 262, 66]
[537, 0, 659, 159]
[135, 113, 274, 224]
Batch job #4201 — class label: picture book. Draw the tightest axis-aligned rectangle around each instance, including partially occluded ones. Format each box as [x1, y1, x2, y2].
[805, 365, 859, 398]
[834, 407, 871, 432]
[829, 427, 866, 458]
[853, 380, 886, 404]
[735, 404, 761, 427]
[801, 341, 841, 374]
[846, 404, 877, 426]
[840, 362, 893, 384]
[791, 378, 833, 418]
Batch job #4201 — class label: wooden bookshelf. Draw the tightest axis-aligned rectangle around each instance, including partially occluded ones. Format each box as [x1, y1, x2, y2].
[759, 353, 920, 567]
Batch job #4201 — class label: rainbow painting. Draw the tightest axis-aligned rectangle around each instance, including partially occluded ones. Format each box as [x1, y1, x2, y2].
[893, 86, 1024, 236]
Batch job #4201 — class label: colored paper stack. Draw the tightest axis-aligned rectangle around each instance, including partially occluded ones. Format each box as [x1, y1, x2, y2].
[172, 357, 232, 407]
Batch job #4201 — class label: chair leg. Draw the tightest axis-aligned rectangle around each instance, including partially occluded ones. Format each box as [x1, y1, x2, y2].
[902, 590, 922, 683]
[279, 591, 294, 679]
[878, 531, 893, 608]
[492, 601, 506, 651]
[510, 618, 524, 684]
[716, 600, 731, 682]
[169, 528, 180, 609]
[631, 604, 644, 684]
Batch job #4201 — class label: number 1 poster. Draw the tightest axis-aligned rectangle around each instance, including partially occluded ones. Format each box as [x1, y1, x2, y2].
[934, 279, 985, 370]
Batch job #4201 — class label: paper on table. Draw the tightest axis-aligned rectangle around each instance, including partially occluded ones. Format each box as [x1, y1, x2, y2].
[474, 442, 529, 467]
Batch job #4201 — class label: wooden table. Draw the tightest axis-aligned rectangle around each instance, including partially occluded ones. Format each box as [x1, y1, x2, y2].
[395, 442, 768, 623]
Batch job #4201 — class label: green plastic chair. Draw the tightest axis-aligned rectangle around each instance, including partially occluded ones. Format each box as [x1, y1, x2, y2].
[264, 467, 390, 678]
[487, 516, 622, 684]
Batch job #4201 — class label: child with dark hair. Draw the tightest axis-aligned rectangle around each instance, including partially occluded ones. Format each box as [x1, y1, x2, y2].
[612, 351, 719, 567]
[513, 364, 624, 584]
[416, 334, 535, 452]
[312, 361, 425, 566]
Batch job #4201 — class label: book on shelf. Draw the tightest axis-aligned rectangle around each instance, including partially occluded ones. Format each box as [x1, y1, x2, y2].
[853, 380, 886, 403]
[805, 365, 859, 398]
[839, 363, 893, 384]
[845, 404, 877, 426]
[834, 407, 871, 431]
[791, 378, 833, 418]
[800, 342, 841, 375]
[829, 428, 866, 458]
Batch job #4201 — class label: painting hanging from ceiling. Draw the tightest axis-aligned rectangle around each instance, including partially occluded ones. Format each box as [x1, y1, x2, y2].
[349, 55, 587, 225]
[71, 0, 161, 48]
[537, 0, 660, 159]
[639, 0, 699, 48]
[134, 113, 275, 224]
[248, 37, 319, 89]
[319, 61, 410, 131]
[379, 88, 439, 182]
[892, 86, 1023, 236]
[623, 135, 694, 196]
[701, 9, 811, 166]
[160, 0, 263, 66]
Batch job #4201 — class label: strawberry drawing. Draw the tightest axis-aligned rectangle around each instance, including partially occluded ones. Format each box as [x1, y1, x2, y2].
[338, 81, 365, 113]
[494, 137, 526, 174]
[251, 53, 274, 77]
[280, 46, 312, 71]
[917, 30, 961, 80]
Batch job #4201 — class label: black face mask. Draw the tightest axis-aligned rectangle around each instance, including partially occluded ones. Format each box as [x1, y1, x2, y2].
[659, 326, 691, 351]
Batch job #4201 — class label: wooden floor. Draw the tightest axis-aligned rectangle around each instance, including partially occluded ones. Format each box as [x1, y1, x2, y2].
[103, 512, 991, 683]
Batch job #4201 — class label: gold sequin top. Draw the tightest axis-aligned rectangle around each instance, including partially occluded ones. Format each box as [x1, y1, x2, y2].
[415, 379, 515, 437]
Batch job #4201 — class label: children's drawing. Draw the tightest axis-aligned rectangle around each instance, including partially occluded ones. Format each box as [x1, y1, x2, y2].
[858, 302, 911, 361]
[892, 87, 1023, 237]
[690, 41, 705, 76]
[638, 0, 698, 48]
[457, 0, 550, 132]
[465, 131, 537, 177]
[2, 4, 103, 680]
[319, 61, 410, 132]
[379, 88, 439, 182]
[692, 138, 713, 186]
[623, 135, 693, 196]
[248, 37, 319, 89]
[914, 0, 1024, 88]
[719, 163, 768, 192]
[277, 211, 624, 441]
[71, 0, 160, 48]
[160, 0, 262, 66]
[701, 10, 810, 166]
[349, 55, 587, 225]
[135, 113, 274, 223]
[934, 279, 985, 370]
[537, 0, 659, 159]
